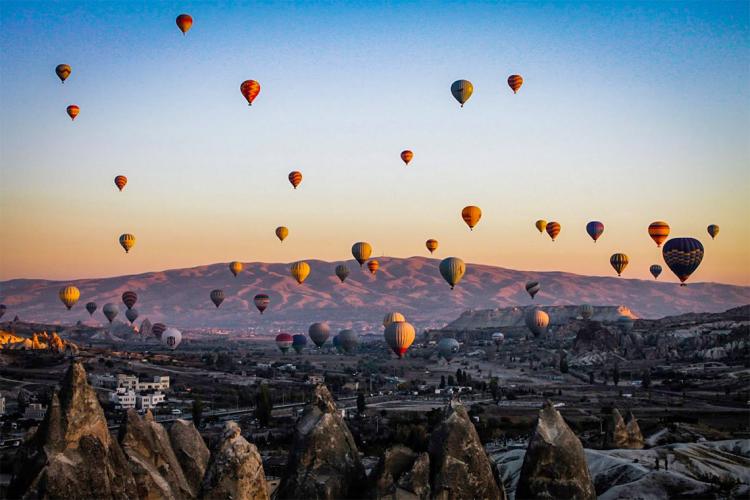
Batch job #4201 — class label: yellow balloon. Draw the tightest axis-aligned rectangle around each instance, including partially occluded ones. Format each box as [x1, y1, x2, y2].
[535, 220, 547, 234]
[59, 285, 80, 310]
[383, 312, 405, 328]
[119, 233, 135, 253]
[291, 261, 311, 284]
[351, 242, 373, 266]
[229, 261, 244, 277]
[275, 226, 289, 242]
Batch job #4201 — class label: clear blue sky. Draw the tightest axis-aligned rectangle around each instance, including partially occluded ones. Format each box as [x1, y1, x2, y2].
[1, 1, 748, 284]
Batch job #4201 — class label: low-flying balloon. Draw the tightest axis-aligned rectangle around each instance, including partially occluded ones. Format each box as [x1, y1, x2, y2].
[492, 332, 505, 347]
[119, 234, 135, 253]
[162, 328, 182, 350]
[437, 337, 460, 360]
[122, 291, 137, 310]
[114, 175, 127, 191]
[586, 221, 604, 242]
[610, 253, 629, 276]
[240, 80, 260, 106]
[152, 323, 166, 339]
[401, 150, 413, 165]
[524, 307, 549, 337]
[351, 242, 372, 266]
[103, 303, 119, 323]
[648, 221, 670, 247]
[229, 261, 243, 277]
[525, 281, 540, 299]
[384, 321, 416, 358]
[288, 171, 302, 189]
[292, 334, 307, 354]
[450, 79, 473, 107]
[335, 264, 350, 283]
[367, 259, 379, 275]
[290, 261, 310, 284]
[254, 294, 270, 314]
[55, 64, 71, 83]
[546, 222, 561, 241]
[383, 312, 405, 328]
[461, 206, 482, 231]
[332, 335, 343, 353]
[308, 322, 330, 347]
[616, 315, 634, 334]
[85, 302, 97, 316]
[275, 333, 293, 353]
[507, 74, 523, 94]
[662, 238, 704, 286]
[707, 225, 719, 240]
[125, 308, 139, 325]
[439, 257, 466, 290]
[59, 285, 80, 310]
[579, 304, 594, 321]
[66, 105, 79, 121]
[338, 329, 359, 353]
[176, 14, 193, 34]
[210, 289, 225, 308]
[649, 264, 662, 279]
[275, 226, 289, 242]
[425, 239, 438, 254]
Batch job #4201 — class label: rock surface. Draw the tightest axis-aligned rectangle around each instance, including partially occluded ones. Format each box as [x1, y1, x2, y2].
[516, 401, 596, 500]
[428, 401, 506, 500]
[370, 446, 431, 499]
[200, 421, 269, 500]
[277, 384, 366, 499]
[170, 418, 210, 496]
[7, 362, 138, 499]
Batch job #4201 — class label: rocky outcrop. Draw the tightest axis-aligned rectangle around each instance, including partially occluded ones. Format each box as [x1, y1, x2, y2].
[397, 452, 430, 499]
[625, 412, 644, 450]
[370, 446, 431, 499]
[428, 401, 505, 500]
[118, 409, 195, 499]
[7, 362, 138, 499]
[277, 384, 366, 500]
[606, 409, 644, 450]
[516, 401, 596, 500]
[200, 421, 269, 500]
[170, 418, 210, 495]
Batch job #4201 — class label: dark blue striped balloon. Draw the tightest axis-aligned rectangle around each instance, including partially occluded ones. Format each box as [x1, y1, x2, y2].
[662, 238, 704, 285]
[586, 221, 604, 242]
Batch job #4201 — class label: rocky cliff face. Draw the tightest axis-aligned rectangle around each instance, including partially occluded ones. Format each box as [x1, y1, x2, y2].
[201, 421, 269, 500]
[277, 384, 366, 500]
[605, 409, 645, 450]
[428, 401, 506, 500]
[7, 362, 138, 499]
[370, 445, 431, 499]
[170, 418, 211, 495]
[516, 401, 596, 500]
[625, 412, 644, 450]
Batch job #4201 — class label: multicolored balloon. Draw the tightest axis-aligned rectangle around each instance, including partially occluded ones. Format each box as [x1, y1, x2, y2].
[450, 79, 473, 107]
[610, 253, 629, 276]
[384, 321, 415, 358]
[401, 150, 413, 165]
[507, 74, 523, 94]
[122, 291, 137, 309]
[648, 221, 670, 247]
[525, 281, 540, 299]
[229, 261, 243, 277]
[152, 322, 166, 339]
[367, 259, 379, 275]
[461, 206, 482, 231]
[351, 242, 372, 266]
[66, 105, 79, 121]
[114, 175, 127, 191]
[55, 64, 71, 83]
[119, 234, 135, 253]
[240, 80, 260, 106]
[176, 14, 193, 35]
[59, 285, 80, 310]
[276, 333, 293, 353]
[275, 226, 289, 242]
[649, 264, 662, 279]
[210, 289, 225, 308]
[439, 257, 466, 290]
[162, 328, 182, 350]
[707, 224, 719, 240]
[662, 237, 704, 286]
[586, 221, 604, 242]
[288, 171, 302, 189]
[383, 312, 405, 328]
[254, 294, 270, 314]
[524, 307, 549, 337]
[290, 261, 310, 284]
[335, 264, 350, 283]
[546, 222, 561, 241]
[425, 239, 438, 254]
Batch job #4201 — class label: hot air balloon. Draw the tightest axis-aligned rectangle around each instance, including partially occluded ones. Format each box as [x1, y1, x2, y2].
[384, 321, 415, 358]
[162, 328, 182, 350]
[648, 221, 670, 247]
[103, 303, 119, 323]
[338, 329, 359, 353]
[292, 334, 307, 354]
[288, 171, 302, 189]
[85, 302, 97, 316]
[125, 308, 139, 325]
[525, 281, 540, 299]
[290, 261, 310, 284]
[276, 333, 293, 353]
[152, 323, 166, 339]
[610, 253, 629, 276]
[66, 105, 79, 121]
[114, 175, 127, 191]
[492, 332, 505, 349]
[649, 264, 662, 279]
[229, 261, 243, 277]
[119, 234, 135, 253]
[461, 206, 482, 231]
[351, 242, 372, 266]
[439, 257, 466, 290]
[308, 322, 330, 348]
[210, 289, 225, 308]
[546, 222, 561, 241]
[383, 312, 405, 328]
[662, 237, 704, 286]
[176, 14, 193, 34]
[401, 150, 413, 165]
[332, 335, 343, 353]
[707, 224, 719, 240]
[579, 304, 594, 321]
[524, 308, 549, 337]
[425, 239, 438, 254]
[535, 220, 547, 234]
[367, 259, 379, 275]
[586, 221, 604, 243]
[275, 226, 289, 242]
[616, 315, 634, 334]
[335, 264, 350, 283]
[507, 74, 523, 94]
[0, 304, 5, 320]
[59, 285, 80, 310]
[55, 64, 71, 83]
[122, 291, 137, 310]
[450, 79, 473, 107]
[240, 80, 260, 106]
[437, 337, 460, 360]
[254, 294, 270, 314]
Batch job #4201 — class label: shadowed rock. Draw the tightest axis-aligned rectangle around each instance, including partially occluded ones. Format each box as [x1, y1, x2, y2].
[7, 362, 137, 499]
[606, 409, 644, 450]
[625, 411, 644, 449]
[170, 418, 210, 495]
[516, 400, 596, 500]
[277, 384, 366, 499]
[200, 421, 269, 500]
[428, 401, 505, 500]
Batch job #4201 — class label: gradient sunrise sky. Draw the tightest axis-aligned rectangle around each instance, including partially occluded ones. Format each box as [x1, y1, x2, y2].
[1, 1, 748, 285]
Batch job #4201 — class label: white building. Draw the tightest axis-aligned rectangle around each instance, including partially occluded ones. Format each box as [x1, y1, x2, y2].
[136, 391, 165, 410]
[116, 374, 169, 391]
[90, 373, 118, 389]
[110, 388, 136, 410]
[24, 403, 47, 420]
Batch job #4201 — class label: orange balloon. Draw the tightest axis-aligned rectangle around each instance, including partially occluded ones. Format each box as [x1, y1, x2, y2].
[66, 105, 79, 121]
[114, 175, 127, 191]
[425, 239, 438, 254]
[288, 171, 302, 189]
[176, 14, 193, 35]
[240, 80, 261, 106]
[401, 150, 413, 165]
[461, 206, 482, 230]
[648, 221, 670, 247]
[367, 259, 379, 275]
[507, 74, 524, 94]
[546, 221, 561, 241]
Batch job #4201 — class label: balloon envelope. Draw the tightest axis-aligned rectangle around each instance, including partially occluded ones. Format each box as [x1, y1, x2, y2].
[507, 74, 523, 93]
[114, 175, 127, 191]
[338, 329, 359, 353]
[437, 337, 460, 360]
[610, 253, 629, 276]
[162, 328, 182, 350]
[351, 242, 372, 266]
[308, 322, 330, 347]
[119, 234, 135, 253]
[152, 323, 166, 339]
[579, 304, 594, 320]
[288, 171, 302, 189]
[335, 264, 350, 283]
[586, 221, 604, 242]
[125, 308, 138, 324]
[401, 150, 413, 165]
[276, 333, 293, 353]
[85, 302, 97, 316]
[290, 262, 310, 284]
[275, 226, 289, 242]
[425, 239, 438, 254]
[367, 259, 379, 275]
[524, 308, 549, 337]
[210, 289, 225, 308]
[546, 222, 561, 241]
[55, 64, 71, 83]
[385, 322, 416, 358]
[240, 80, 260, 105]
[439, 257, 466, 290]
[648, 221, 670, 247]
[525, 281, 540, 299]
[492, 332, 505, 345]
[662, 237, 704, 285]
[229, 261, 243, 277]
[461, 206, 482, 230]
[66, 105, 79, 121]
[383, 312, 405, 328]
[649, 265, 662, 279]
[292, 334, 307, 353]
[122, 291, 137, 309]
[450, 79, 473, 107]
[59, 285, 80, 310]
[103, 303, 119, 323]
[535, 220, 547, 234]
[176, 14, 193, 34]
[707, 224, 719, 240]
[254, 294, 270, 314]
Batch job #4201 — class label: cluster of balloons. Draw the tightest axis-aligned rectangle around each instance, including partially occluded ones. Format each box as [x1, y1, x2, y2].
[449, 75, 524, 108]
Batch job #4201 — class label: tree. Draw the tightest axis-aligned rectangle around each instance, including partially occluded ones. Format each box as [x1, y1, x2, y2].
[489, 377, 500, 401]
[613, 364, 620, 387]
[447, 375, 455, 386]
[255, 384, 273, 427]
[357, 392, 366, 414]
[641, 370, 651, 389]
[455, 369, 463, 385]
[191, 397, 204, 428]
[439, 375, 446, 389]
[560, 356, 569, 374]
[589, 371, 595, 384]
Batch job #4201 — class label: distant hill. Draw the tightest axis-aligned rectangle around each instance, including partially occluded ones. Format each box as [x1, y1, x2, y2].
[0, 257, 748, 331]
